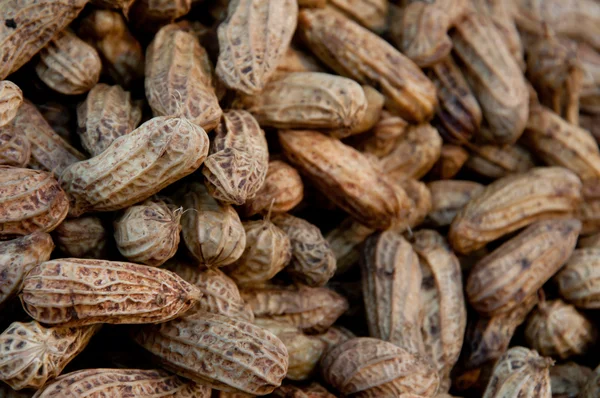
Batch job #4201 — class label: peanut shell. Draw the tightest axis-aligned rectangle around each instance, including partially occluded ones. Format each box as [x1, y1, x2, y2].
[0, 80, 22, 127]
[329, 0, 387, 33]
[426, 180, 484, 227]
[349, 110, 408, 158]
[326, 217, 374, 276]
[0, 122, 30, 168]
[52, 216, 108, 259]
[465, 144, 535, 179]
[550, 362, 593, 398]
[555, 248, 600, 309]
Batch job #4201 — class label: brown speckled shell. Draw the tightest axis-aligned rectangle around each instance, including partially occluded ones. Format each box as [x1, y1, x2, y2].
[0, 80, 22, 127]
[0, 321, 100, 390]
[0, 123, 30, 167]
[133, 311, 288, 395]
[21, 258, 202, 326]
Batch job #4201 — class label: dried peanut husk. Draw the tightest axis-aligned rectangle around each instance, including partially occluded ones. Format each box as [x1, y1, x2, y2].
[465, 144, 535, 179]
[348, 110, 408, 158]
[429, 145, 469, 180]
[326, 217, 375, 276]
[426, 180, 484, 227]
[550, 362, 593, 398]
[328, 0, 388, 33]
[555, 248, 600, 309]
[0, 81, 22, 128]
[52, 216, 108, 259]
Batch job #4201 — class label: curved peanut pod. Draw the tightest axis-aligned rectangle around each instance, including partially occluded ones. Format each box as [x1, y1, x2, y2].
[216, 0, 298, 95]
[360, 230, 424, 356]
[298, 7, 437, 122]
[555, 248, 600, 309]
[466, 219, 581, 316]
[61, 116, 209, 216]
[465, 144, 535, 179]
[0, 80, 22, 127]
[449, 167, 582, 254]
[145, 24, 222, 132]
[21, 258, 202, 326]
[0, 0, 87, 80]
[451, 12, 529, 145]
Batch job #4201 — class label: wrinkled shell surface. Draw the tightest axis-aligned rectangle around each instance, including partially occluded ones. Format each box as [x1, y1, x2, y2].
[0, 123, 30, 167]
[0, 81, 22, 127]
[555, 248, 600, 308]
[52, 216, 107, 259]
[426, 180, 484, 227]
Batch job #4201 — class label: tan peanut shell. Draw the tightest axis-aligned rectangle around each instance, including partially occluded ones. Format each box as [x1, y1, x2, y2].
[275, 46, 325, 75]
[167, 260, 253, 322]
[524, 105, 600, 182]
[482, 347, 552, 398]
[0, 167, 69, 237]
[0, 321, 100, 390]
[133, 311, 288, 395]
[128, 0, 192, 33]
[427, 56, 482, 144]
[255, 318, 326, 381]
[466, 219, 581, 316]
[577, 196, 600, 235]
[412, 230, 466, 384]
[298, 7, 436, 122]
[52, 216, 107, 259]
[0, 232, 54, 306]
[216, 0, 298, 95]
[360, 230, 424, 356]
[241, 286, 348, 334]
[21, 259, 202, 326]
[449, 167, 582, 254]
[272, 382, 335, 398]
[0, 0, 87, 80]
[239, 160, 304, 217]
[550, 362, 593, 398]
[233, 72, 367, 137]
[326, 217, 374, 276]
[78, 10, 145, 87]
[465, 144, 535, 179]
[429, 145, 469, 180]
[145, 24, 222, 131]
[61, 116, 209, 217]
[329, 0, 387, 33]
[225, 219, 292, 286]
[321, 338, 439, 397]
[0, 122, 30, 168]
[426, 180, 484, 227]
[77, 83, 142, 157]
[279, 129, 409, 230]
[350, 109, 408, 158]
[178, 182, 246, 268]
[32, 368, 210, 398]
[555, 248, 600, 309]
[0, 80, 22, 127]
[8, 101, 85, 175]
[524, 299, 595, 359]
[398, 178, 432, 231]
[272, 213, 336, 287]
[202, 110, 268, 205]
[114, 199, 181, 267]
[451, 11, 529, 145]
[350, 86, 384, 136]
[463, 292, 538, 370]
[35, 29, 101, 95]
[379, 123, 442, 181]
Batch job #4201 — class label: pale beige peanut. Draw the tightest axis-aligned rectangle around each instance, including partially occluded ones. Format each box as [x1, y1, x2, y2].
[360, 230, 424, 356]
[555, 248, 600, 309]
[0, 232, 54, 306]
[449, 167, 582, 254]
[35, 29, 101, 95]
[451, 11, 529, 145]
[0, 321, 100, 390]
[239, 160, 304, 217]
[482, 347, 552, 398]
[7, 101, 85, 175]
[145, 24, 222, 132]
[0, 0, 87, 80]
[202, 110, 268, 205]
[114, 199, 181, 267]
[216, 0, 298, 95]
[0, 123, 30, 168]
[426, 180, 484, 227]
[329, 0, 388, 33]
[525, 298, 595, 359]
[133, 311, 288, 395]
[298, 7, 436, 122]
[224, 219, 291, 286]
[0, 81, 22, 127]
[233, 72, 367, 138]
[128, 0, 192, 33]
[321, 338, 439, 397]
[52, 216, 108, 259]
[0, 167, 69, 237]
[412, 230, 466, 385]
[78, 10, 145, 88]
[32, 368, 210, 398]
[21, 259, 202, 326]
[550, 362, 593, 398]
[61, 116, 209, 217]
[177, 182, 245, 268]
[167, 260, 253, 321]
[279, 129, 409, 230]
[427, 56, 482, 144]
[466, 219, 581, 316]
[465, 144, 535, 179]
[241, 286, 348, 334]
[77, 83, 142, 156]
[255, 318, 326, 381]
[379, 123, 442, 181]
[272, 213, 336, 287]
